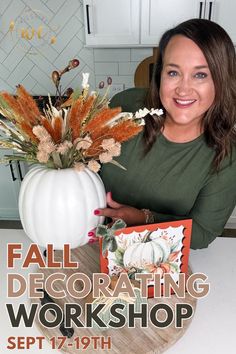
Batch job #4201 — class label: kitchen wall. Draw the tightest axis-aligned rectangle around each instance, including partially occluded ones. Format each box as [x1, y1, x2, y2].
[0, 0, 152, 97]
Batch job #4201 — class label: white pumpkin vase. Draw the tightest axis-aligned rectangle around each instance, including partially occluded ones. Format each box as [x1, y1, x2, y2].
[19, 165, 106, 249]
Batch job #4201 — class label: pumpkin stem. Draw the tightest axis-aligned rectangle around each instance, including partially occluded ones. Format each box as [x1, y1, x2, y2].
[142, 231, 152, 243]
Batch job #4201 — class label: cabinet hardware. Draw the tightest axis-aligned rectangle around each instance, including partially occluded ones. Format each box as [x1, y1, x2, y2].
[17, 161, 23, 181]
[199, 2, 203, 18]
[208, 2, 213, 20]
[9, 160, 17, 181]
[86, 4, 91, 34]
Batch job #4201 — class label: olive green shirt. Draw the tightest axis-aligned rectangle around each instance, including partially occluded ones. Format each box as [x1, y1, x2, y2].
[100, 88, 236, 249]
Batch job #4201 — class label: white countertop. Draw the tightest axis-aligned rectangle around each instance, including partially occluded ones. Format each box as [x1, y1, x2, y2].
[0, 229, 235, 354]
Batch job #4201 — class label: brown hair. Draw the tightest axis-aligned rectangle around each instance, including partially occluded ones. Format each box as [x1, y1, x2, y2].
[144, 18, 236, 171]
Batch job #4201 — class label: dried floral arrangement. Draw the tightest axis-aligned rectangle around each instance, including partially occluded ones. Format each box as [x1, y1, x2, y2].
[0, 73, 153, 172]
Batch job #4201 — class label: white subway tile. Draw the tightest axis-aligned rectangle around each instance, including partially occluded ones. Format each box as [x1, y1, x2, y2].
[2, 0, 25, 22]
[0, 63, 11, 80]
[76, 2, 84, 23]
[95, 62, 118, 75]
[53, 16, 83, 53]
[0, 34, 19, 55]
[51, 0, 80, 30]
[21, 74, 37, 92]
[7, 57, 34, 87]
[131, 48, 153, 62]
[54, 36, 83, 68]
[27, 51, 55, 75]
[31, 82, 51, 96]
[30, 65, 55, 94]
[94, 48, 130, 62]
[46, 0, 65, 12]
[3, 44, 28, 72]
[78, 47, 94, 71]
[118, 62, 139, 75]
[0, 77, 14, 92]
[0, 48, 7, 63]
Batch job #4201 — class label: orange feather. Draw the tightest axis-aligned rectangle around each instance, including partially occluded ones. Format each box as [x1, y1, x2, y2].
[41, 117, 56, 141]
[68, 98, 83, 141]
[85, 137, 105, 157]
[106, 120, 142, 142]
[52, 116, 63, 143]
[16, 85, 41, 125]
[1, 92, 24, 119]
[84, 107, 121, 135]
[20, 122, 38, 142]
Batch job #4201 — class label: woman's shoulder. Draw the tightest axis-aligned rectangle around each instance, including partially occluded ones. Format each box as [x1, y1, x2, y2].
[207, 144, 236, 185]
[109, 87, 148, 113]
[222, 144, 236, 168]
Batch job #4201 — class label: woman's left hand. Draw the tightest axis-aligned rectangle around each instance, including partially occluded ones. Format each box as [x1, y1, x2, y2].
[94, 192, 146, 226]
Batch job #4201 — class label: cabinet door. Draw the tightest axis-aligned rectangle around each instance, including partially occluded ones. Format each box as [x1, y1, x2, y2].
[211, 0, 236, 44]
[83, 0, 140, 46]
[0, 150, 21, 220]
[141, 0, 202, 45]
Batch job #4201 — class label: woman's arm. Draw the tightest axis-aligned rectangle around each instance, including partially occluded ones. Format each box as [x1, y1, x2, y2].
[96, 159, 236, 250]
[95, 192, 146, 226]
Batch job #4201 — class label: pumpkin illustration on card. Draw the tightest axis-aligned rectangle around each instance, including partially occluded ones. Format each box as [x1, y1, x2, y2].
[98, 219, 192, 297]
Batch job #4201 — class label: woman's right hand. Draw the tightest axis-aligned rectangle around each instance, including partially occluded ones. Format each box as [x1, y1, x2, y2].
[94, 192, 146, 226]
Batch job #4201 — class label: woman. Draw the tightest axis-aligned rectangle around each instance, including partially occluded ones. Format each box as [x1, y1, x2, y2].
[95, 19, 236, 249]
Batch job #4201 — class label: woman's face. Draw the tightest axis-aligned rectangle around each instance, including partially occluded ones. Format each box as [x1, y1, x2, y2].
[159, 35, 215, 132]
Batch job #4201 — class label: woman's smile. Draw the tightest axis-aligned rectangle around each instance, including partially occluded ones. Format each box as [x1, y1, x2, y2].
[173, 98, 197, 108]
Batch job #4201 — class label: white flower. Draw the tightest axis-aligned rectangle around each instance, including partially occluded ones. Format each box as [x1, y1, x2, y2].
[150, 108, 164, 116]
[108, 143, 121, 157]
[38, 141, 56, 154]
[139, 118, 145, 126]
[75, 136, 92, 150]
[135, 108, 150, 119]
[57, 140, 73, 154]
[101, 138, 121, 157]
[82, 73, 90, 89]
[74, 162, 85, 172]
[99, 151, 113, 163]
[33, 125, 52, 142]
[107, 112, 133, 127]
[37, 150, 49, 163]
[88, 159, 101, 173]
[135, 107, 163, 119]
[101, 138, 115, 150]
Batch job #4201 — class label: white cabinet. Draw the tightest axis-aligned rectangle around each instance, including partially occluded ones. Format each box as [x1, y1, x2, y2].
[141, 0, 201, 45]
[0, 149, 28, 220]
[83, 0, 140, 46]
[140, 0, 236, 45]
[211, 0, 236, 44]
[83, 0, 236, 47]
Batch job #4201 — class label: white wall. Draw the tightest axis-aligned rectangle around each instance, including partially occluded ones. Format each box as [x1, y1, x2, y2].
[0, 0, 152, 96]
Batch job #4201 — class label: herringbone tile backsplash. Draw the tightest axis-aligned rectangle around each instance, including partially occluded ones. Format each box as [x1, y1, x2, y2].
[0, 0, 152, 97]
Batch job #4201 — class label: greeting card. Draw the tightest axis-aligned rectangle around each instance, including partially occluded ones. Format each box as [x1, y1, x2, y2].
[99, 219, 192, 297]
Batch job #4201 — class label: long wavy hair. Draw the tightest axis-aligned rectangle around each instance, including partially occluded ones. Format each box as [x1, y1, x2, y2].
[144, 18, 236, 171]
